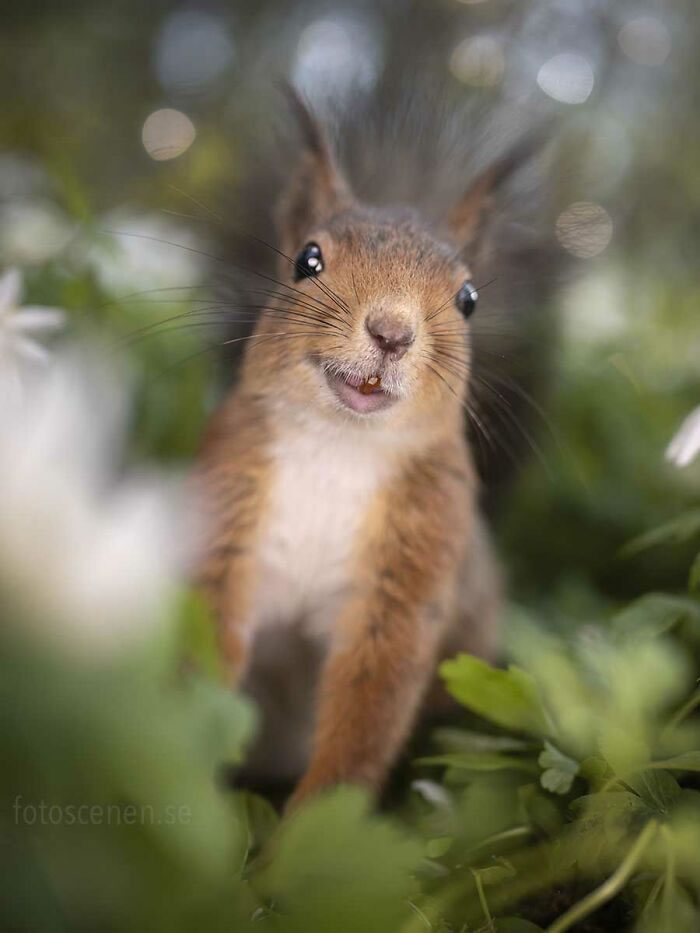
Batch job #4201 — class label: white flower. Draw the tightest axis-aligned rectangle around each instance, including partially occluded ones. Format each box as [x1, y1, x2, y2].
[666, 405, 700, 468]
[410, 780, 453, 809]
[86, 211, 205, 296]
[0, 346, 195, 661]
[0, 200, 75, 265]
[0, 267, 65, 399]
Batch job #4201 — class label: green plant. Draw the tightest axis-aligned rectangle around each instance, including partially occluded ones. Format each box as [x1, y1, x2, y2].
[400, 539, 700, 932]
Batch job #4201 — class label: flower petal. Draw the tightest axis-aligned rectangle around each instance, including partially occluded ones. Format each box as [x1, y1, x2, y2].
[666, 406, 700, 468]
[8, 306, 66, 333]
[13, 334, 52, 365]
[0, 267, 22, 313]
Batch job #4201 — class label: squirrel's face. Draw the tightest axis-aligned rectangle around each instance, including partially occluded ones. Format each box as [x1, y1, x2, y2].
[247, 92, 524, 431]
[255, 209, 477, 428]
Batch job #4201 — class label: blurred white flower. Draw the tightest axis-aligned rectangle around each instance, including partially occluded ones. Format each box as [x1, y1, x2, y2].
[86, 211, 205, 296]
[0, 347, 194, 660]
[0, 267, 65, 400]
[561, 268, 627, 345]
[411, 780, 453, 809]
[0, 199, 75, 265]
[666, 406, 700, 468]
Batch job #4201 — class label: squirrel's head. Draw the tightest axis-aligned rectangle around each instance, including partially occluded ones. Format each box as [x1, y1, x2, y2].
[248, 90, 533, 435]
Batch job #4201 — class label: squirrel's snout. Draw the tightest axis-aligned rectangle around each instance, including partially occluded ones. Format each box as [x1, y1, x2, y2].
[365, 312, 415, 361]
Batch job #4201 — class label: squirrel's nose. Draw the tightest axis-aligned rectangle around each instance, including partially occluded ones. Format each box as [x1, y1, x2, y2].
[365, 313, 415, 361]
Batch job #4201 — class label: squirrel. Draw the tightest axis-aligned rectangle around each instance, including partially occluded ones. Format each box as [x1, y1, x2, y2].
[194, 86, 558, 811]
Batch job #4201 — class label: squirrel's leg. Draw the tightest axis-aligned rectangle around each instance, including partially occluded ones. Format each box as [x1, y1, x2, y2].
[287, 592, 447, 810]
[215, 555, 258, 686]
[286, 446, 472, 809]
[195, 397, 271, 686]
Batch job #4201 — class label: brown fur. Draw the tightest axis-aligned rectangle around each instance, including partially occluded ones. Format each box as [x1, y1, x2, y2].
[194, 95, 523, 809]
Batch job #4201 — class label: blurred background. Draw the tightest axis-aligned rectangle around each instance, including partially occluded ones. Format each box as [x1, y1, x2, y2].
[2, 2, 700, 930]
[2, 0, 698, 617]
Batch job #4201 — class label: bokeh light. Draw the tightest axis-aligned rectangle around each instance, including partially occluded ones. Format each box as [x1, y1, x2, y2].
[449, 36, 504, 87]
[292, 15, 383, 101]
[537, 53, 594, 104]
[141, 108, 196, 161]
[618, 16, 671, 66]
[154, 10, 235, 92]
[555, 201, 613, 258]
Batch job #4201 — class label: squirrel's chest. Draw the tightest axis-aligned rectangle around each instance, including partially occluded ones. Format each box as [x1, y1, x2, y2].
[252, 427, 389, 635]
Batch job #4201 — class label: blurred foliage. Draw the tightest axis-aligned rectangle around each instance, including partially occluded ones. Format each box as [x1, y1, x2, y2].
[3, 537, 700, 931]
[1, 0, 700, 930]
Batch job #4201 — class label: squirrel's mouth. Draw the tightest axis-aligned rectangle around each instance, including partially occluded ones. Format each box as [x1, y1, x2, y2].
[324, 370, 396, 414]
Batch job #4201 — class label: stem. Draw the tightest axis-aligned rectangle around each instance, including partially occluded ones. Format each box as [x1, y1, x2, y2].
[471, 870, 494, 932]
[405, 900, 433, 931]
[600, 775, 629, 794]
[664, 687, 700, 735]
[546, 820, 659, 933]
[661, 825, 675, 928]
[641, 875, 664, 917]
[467, 825, 533, 855]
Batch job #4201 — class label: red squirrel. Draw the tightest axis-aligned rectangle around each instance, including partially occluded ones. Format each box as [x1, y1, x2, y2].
[195, 89, 555, 810]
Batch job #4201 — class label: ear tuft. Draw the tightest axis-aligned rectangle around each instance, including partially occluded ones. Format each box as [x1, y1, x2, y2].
[445, 128, 551, 252]
[275, 84, 352, 255]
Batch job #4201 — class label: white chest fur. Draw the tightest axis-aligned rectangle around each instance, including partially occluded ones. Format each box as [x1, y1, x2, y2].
[252, 418, 392, 636]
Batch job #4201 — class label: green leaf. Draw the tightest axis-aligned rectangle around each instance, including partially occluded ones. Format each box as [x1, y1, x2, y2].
[518, 784, 563, 837]
[474, 857, 516, 885]
[431, 727, 533, 755]
[637, 881, 698, 933]
[690, 552, 700, 593]
[425, 836, 453, 859]
[186, 674, 256, 768]
[439, 654, 548, 736]
[625, 770, 681, 815]
[621, 509, 700, 556]
[242, 791, 279, 857]
[538, 740, 579, 795]
[570, 791, 652, 820]
[612, 593, 700, 640]
[568, 791, 655, 863]
[255, 788, 423, 933]
[650, 752, 700, 772]
[177, 588, 225, 682]
[598, 726, 650, 776]
[579, 756, 612, 791]
[416, 752, 538, 773]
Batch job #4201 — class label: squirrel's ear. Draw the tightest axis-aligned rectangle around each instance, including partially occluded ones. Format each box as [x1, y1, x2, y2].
[276, 87, 352, 253]
[445, 132, 546, 252]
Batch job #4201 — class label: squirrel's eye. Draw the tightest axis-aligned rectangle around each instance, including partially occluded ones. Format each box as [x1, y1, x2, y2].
[456, 280, 478, 318]
[294, 242, 324, 281]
